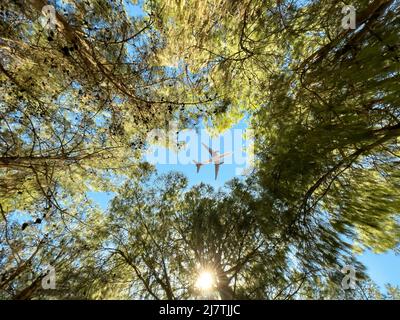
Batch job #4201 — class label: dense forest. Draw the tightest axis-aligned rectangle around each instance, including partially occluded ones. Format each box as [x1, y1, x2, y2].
[0, 0, 399, 300]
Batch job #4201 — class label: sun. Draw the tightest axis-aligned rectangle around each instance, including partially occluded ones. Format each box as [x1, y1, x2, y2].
[195, 270, 215, 291]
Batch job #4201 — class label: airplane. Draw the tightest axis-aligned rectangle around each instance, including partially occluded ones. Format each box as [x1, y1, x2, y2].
[193, 143, 232, 180]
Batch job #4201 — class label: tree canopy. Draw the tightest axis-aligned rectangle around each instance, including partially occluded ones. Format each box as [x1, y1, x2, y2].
[0, 0, 399, 300]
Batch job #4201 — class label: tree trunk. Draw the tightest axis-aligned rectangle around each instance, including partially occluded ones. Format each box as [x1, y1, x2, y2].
[217, 273, 234, 300]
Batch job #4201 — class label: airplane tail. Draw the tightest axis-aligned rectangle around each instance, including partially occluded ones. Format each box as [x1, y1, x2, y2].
[193, 160, 202, 173]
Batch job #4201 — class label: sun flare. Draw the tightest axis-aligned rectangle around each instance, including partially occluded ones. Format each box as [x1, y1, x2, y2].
[195, 271, 215, 291]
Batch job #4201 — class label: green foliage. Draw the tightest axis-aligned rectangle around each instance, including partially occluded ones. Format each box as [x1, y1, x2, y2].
[1, 0, 399, 300]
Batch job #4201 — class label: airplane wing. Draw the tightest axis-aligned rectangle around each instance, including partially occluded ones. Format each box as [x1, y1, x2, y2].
[218, 152, 232, 159]
[214, 163, 220, 180]
[202, 143, 218, 157]
[193, 159, 212, 164]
